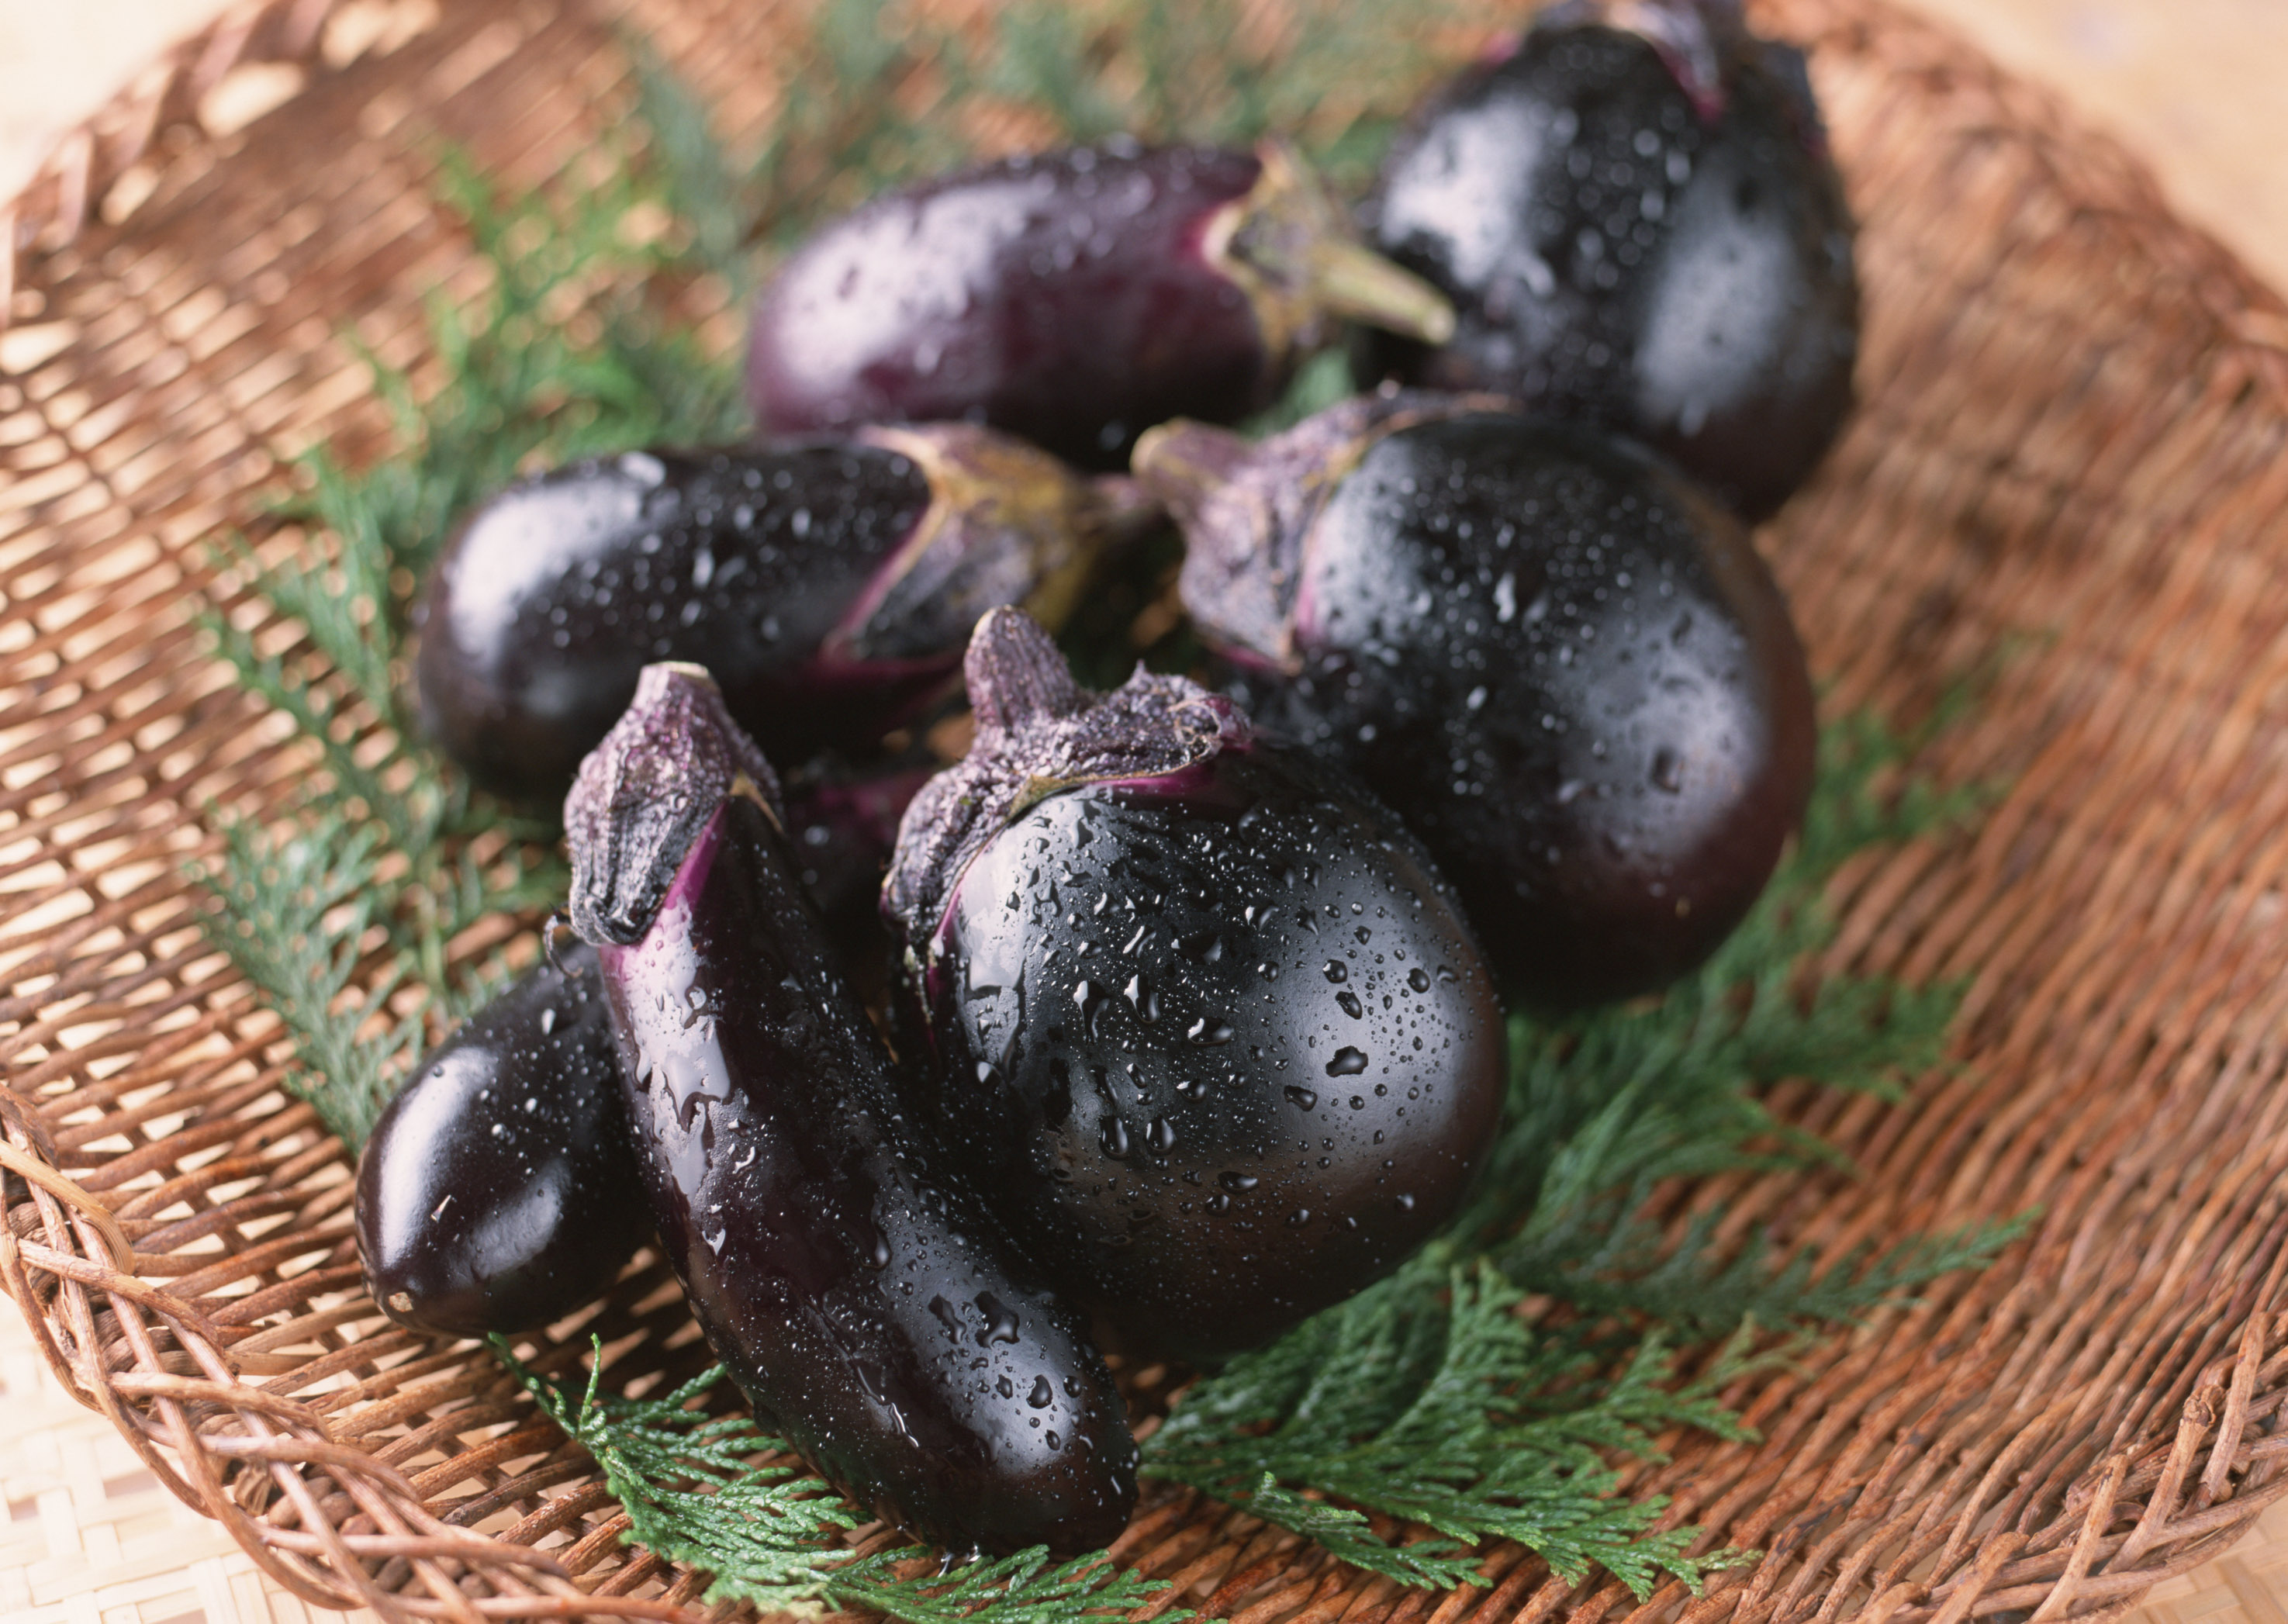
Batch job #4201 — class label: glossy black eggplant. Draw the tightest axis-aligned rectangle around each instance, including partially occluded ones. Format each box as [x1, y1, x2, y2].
[1135, 394, 1816, 1008]
[564, 664, 1136, 1556]
[883, 610, 1506, 1365]
[1354, 0, 1858, 520]
[354, 942, 649, 1338]
[747, 140, 1455, 472]
[416, 425, 1150, 802]
[783, 758, 933, 1008]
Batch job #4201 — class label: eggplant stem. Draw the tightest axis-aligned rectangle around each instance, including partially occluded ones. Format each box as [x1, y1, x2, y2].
[1305, 237, 1457, 345]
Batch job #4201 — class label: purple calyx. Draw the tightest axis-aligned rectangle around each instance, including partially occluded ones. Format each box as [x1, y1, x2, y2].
[565, 663, 783, 946]
[1133, 388, 1511, 669]
[883, 609, 1247, 945]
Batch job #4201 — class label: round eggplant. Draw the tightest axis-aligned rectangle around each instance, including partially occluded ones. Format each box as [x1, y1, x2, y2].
[1136, 393, 1815, 1007]
[416, 425, 1150, 802]
[747, 140, 1455, 472]
[1354, 0, 1858, 520]
[564, 665, 1136, 1557]
[354, 941, 648, 1338]
[883, 610, 1506, 1365]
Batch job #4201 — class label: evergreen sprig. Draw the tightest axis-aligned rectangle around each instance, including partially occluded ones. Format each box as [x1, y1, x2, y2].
[505, 1341, 1189, 1624]
[183, 2, 2017, 1612]
[1143, 1255, 1764, 1594]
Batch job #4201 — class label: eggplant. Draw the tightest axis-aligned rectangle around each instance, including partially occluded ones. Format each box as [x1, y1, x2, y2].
[783, 758, 934, 1009]
[1354, 0, 1858, 520]
[416, 426, 1150, 802]
[354, 942, 649, 1338]
[1135, 392, 1816, 1008]
[883, 610, 1507, 1366]
[564, 664, 1136, 1556]
[746, 140, 1456, 472]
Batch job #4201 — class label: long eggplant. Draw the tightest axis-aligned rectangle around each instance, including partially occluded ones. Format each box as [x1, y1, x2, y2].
[563, 664, 1137, 1556]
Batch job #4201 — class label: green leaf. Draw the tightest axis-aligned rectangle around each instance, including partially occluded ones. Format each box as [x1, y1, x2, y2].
[501, 1341, 1189, 1624]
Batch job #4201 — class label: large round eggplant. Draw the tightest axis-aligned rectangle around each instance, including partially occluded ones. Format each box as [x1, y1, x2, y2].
[747, 140, 1455, 472]
[354, 942, 649, 1338]
[1135, 393, 1816, 1008]
[1354, 0, 1858, 520]
[416, 425, 1150, 802]
[564, 664, 1135, 1557]
[883, 610, 1506, 1365]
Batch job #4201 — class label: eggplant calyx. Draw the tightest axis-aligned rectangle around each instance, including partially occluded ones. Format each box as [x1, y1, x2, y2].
[1203, 140, 1456, 358]
[1136, 389, 1511, 665]
[565, 662, 784, 946]
[883, 609, 1245, 943]
[825, 426, 1163, 669]
[1543, 0, 1741, 122]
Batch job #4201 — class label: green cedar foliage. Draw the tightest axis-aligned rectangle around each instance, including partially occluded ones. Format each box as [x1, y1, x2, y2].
[188, 2, 2013, 1612]
[506, 1340, 1188, 1624]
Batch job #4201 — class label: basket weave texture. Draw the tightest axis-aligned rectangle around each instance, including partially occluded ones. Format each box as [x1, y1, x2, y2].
[5, 0, 2288, 1619]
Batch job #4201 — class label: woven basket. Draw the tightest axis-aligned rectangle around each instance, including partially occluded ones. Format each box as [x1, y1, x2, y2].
[6, 0, 2288, 1619]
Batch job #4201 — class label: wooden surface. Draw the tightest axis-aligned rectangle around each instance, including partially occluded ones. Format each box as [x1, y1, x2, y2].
[1, 2, 2285, 1622]
[0, 1302, 381, 1624]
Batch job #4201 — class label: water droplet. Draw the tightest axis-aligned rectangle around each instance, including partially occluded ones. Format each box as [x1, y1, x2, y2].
[1219, 1171, 1259, 1192]
[1101, 1118, 1132, 1159]
[1322, 960, 1347, 984]
[996, 1375, 1015, 1398]
[1284, 1085, 1319, 1111]
[1651, 748, 1684, 793]
[975, 1293, 1021, 1345]
[1408, 968, 1431, 993]
[1029, 1376, 1055, 1408]
[1326, 1048, 1370, 1076]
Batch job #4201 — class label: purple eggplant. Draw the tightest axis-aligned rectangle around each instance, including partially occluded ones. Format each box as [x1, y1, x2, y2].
[883, 610, 1506, 1365]
[564, 665, 1135, 1556]
[416, 426, 1149, 802]
[783, 758, 934, 1009]
[746, 140, 1456, 472]
[1354, 0, 1858, 520]
[354, 942, 649, 1338]
[1135, 392, 1816, 1008]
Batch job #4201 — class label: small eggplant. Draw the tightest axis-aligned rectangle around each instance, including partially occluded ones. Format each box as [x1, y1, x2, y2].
[883, 610, 1507, 1365]
[354, 942, 649, 1338]
[565, 665, 1136, 1556]
[783, 758, 934, 1008]
[1354, 0, 1858, 520]
[1135, 394, 1815, 1008]
[746, 140, 1456, 472]
[416, 425, 1149, 802]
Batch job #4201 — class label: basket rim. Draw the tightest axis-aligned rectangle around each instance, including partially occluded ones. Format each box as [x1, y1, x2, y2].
[7, 2, 2288, 1621]
[0, 0, 358, 333]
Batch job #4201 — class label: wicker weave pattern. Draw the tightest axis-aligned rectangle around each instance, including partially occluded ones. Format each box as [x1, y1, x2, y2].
[4, 0, 2288, 1619]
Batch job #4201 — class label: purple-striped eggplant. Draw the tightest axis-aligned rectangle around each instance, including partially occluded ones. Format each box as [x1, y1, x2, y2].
[1135, 392, 1816, 1008]
[354, 942, 649, 1338]
[1353, 0, 1858, 520]
[416, 426, 1149, 802]
[883, 610, 1506, 1365]
[746, 140, 1455, 472]
[564, 665, 1135, 1556]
